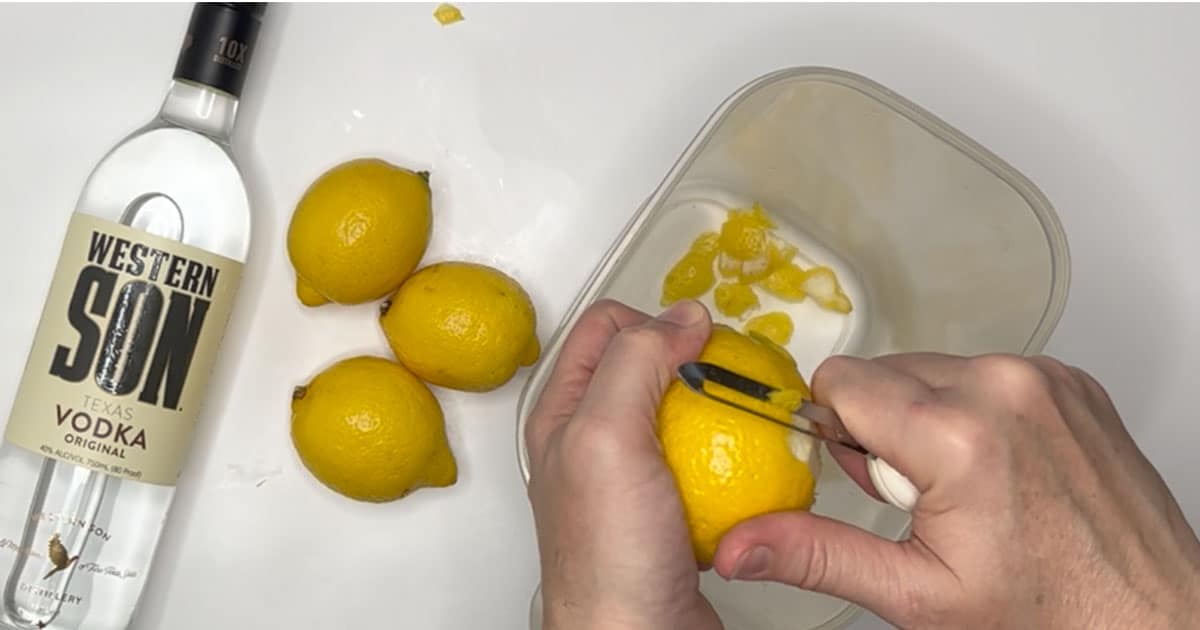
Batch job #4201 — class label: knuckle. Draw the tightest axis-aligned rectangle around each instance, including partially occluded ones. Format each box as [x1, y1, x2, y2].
[613, 325, 668, 358]
[583, 297, 623, 322]
[811, 354, 859, 392]
[560, 420, 624, 467]
[817, 354, 858, 375]
[1029, 355, 1086, 397]
[969, 353, 1052, 404]
[1028, 354, 1071, 381]
[572, 301, 620, 337]
[590, 297, 622, 311]
[1070, 364, 1112, 401]
[783, 536, 831, 592]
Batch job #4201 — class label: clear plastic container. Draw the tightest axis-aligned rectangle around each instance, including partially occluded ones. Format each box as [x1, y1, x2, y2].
[515, 66, 1070, 630]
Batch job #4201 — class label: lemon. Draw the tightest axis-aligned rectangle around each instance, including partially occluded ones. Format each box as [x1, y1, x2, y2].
[759, 262, 808, 302]
[802, 266, 854, 313]
[657, 325, 821, 564]
[743, 311, 794, 345]
[718, 208, 795, 283]
[661, 232, 719, 306]
[433, 3, 463, 25]
[380, 261, 540, 392]
[713, 281, 759, 319]
[290, 356, 456, 502]
[717, 203, 774, 260]
[287, 158, 432, 306]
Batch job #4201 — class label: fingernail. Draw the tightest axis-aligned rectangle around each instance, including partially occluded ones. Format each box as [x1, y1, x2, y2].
[730, 546, 772, 580]
[659, 300, 705, 326]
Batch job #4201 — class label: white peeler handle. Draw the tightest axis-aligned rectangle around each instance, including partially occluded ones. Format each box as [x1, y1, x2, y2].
[867, 455, 919, 512]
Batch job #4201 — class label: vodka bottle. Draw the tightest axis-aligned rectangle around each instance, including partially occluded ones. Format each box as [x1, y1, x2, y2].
[0, 4, 266, 629]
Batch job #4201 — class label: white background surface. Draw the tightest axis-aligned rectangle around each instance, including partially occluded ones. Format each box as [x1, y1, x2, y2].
[2, 3, 1198, 629]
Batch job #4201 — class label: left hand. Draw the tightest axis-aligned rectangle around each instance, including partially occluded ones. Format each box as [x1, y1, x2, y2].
[524, 298, 722, 630]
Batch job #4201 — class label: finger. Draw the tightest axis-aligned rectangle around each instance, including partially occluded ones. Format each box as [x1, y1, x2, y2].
[826, 443, 884, 503]
[525, 299, 650, 463]
[1028, 355, 1090, 400]
[1068, 365, 1116, 411]
[1027, 356, 1127, 441]
[810, 355, 945, 494]
[1067, 364, 1128, 433]
[713, 511, 951, 627]
[824, 352, 964, 503]
[573, 300, 712, 432]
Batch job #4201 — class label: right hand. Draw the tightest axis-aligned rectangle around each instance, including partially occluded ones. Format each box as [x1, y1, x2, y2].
[712, 353, 1200, 629]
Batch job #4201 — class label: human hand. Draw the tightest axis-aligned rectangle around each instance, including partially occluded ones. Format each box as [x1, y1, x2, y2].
[524, 298, 722, 630]
[713, 353, 1200, 629]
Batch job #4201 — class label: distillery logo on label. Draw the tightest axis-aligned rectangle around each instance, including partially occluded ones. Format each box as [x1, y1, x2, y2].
[3, 213, 242, 486]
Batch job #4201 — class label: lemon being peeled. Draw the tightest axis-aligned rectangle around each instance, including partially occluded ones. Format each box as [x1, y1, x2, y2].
[380, 261, 540, 392]
[290, 356, 457, 502]
[657, 325, 821, 564]
[286, 158, 432, 306]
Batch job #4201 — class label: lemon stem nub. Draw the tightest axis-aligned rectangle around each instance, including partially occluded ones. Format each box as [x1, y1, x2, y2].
[380, 300, 392, 317]
[292, 386, 308, 401]
[417, 171, 431, 184]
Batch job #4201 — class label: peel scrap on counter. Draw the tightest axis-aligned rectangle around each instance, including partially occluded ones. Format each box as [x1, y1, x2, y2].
[660, 202, 854, 335]
[433, 3, 464, 25]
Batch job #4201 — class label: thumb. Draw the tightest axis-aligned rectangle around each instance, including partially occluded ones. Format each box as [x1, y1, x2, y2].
[713, 511, 952, 627]
[572, 299, 712, 428]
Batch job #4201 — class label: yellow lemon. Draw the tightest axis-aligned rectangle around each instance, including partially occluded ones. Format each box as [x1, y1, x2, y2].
[433, 3, 463, 25]
[287, 158, 432, 306]
[717, 203, 774, 260]
[744, 311, 795, 345]
[759, 262, 809, 302]
[802, 266, 854, 313]
[716, 215, 796, 285]
[661, 232, 719, 306]
[713, 281, 760, 319]
[380, 261, 540, 392]
[657, 325, 821, 564]
[290, 356, 456, 502]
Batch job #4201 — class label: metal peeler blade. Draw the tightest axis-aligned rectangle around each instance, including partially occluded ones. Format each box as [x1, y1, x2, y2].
[677, 361, 868, 455]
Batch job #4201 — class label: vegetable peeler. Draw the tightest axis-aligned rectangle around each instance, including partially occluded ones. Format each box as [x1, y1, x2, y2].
[677, 361, 920, 512]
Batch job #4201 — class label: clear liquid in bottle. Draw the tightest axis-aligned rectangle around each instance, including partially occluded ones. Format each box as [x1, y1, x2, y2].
[0, 4, 267, 629]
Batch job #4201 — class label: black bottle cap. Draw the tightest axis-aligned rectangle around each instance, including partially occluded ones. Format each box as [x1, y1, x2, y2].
[172, 3, 268, 98]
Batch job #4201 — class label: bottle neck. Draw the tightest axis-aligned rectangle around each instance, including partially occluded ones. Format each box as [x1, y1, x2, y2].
[163, 2, 265, 140]
[158, 80, 239, 140]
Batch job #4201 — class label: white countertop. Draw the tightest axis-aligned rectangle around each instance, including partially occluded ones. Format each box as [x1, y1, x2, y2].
[2, 4, 1198, 629]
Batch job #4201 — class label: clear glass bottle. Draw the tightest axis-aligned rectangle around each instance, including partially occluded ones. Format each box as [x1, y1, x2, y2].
[0, 4, 266, 629]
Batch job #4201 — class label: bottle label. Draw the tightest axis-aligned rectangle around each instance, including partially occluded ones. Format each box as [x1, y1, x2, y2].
[3, 213, 243, 486]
